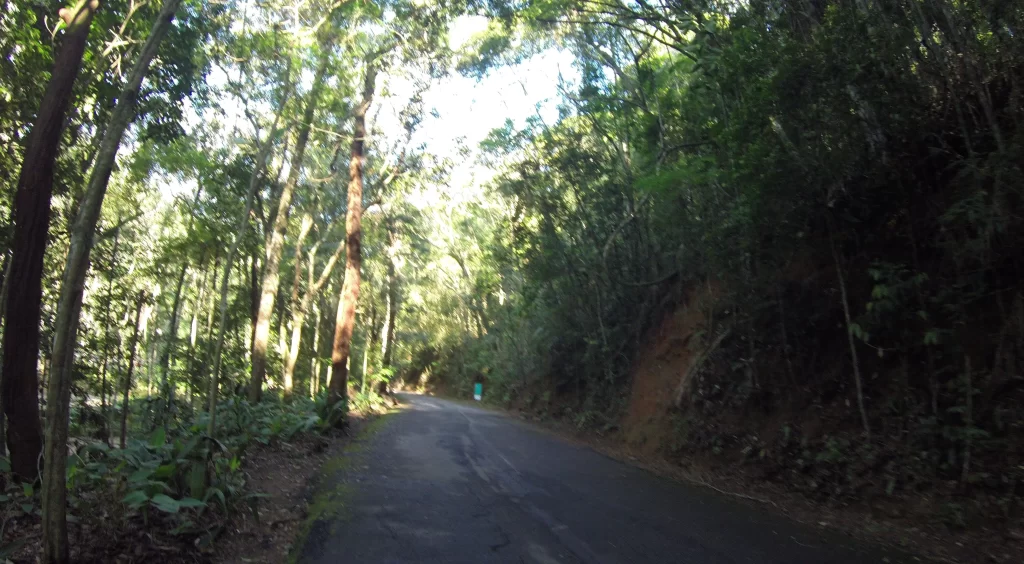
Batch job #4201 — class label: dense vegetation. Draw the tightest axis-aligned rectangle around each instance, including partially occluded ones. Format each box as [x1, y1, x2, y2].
[419, 0, 1024, 541]
[1, 0, 1022, 561]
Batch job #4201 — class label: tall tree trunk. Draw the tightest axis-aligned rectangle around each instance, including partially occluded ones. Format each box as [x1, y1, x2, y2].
[119, 294, 145, 449]
[329, 64, 378, 411]
[1, 0, 99, 482]
[207, 79, 295, 434]
[42, 1, 180, 560]
[249, 58, 331, 402]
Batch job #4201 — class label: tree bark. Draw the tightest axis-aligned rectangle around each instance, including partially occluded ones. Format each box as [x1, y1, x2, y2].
[2, 0, 99, 482]
[249, 57, 331, 402]
[42, 1, 180, 560]
[207, 78, 295, 433]
[329, 63, 378, 411]
[119, 294, 145, 449]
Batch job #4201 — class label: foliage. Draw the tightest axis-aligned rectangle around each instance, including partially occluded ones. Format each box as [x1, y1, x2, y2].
[400, 0, 1024, 532]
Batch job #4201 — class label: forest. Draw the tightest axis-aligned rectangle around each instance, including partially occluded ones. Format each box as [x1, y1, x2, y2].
[1, 0, 1023, 562]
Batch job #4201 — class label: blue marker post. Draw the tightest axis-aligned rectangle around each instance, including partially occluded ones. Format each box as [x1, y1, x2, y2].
[473, 382, 482, 401]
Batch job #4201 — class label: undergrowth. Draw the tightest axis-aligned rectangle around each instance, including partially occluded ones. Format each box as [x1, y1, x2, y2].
[0, 389, 389, 561]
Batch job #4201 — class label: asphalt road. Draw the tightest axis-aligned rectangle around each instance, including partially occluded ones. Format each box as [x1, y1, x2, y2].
[298, 393, 918, 563]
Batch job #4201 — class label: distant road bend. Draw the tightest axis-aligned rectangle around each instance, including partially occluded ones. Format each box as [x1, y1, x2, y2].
[299, 393, 917, 564]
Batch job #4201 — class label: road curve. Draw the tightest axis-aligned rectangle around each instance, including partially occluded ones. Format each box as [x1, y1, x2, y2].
[298, 393, 917, 564]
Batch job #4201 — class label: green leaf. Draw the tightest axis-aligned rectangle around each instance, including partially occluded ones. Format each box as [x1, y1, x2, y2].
[150, 493, 181, 513]
[122, 490, 150, 508]
[176, 435, 200, 459]
[189, 463, 207, 498]
[153, 463, 177, 480]
[149, 428, 167, 448]
[22, 483, 33, 497]
[203, 487, 226, 508]
[0, 456, 10, 473]
[129, 468, 154, 484]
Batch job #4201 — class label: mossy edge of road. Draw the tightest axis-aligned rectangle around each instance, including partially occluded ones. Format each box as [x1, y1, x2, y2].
[288, 411, 398, 563]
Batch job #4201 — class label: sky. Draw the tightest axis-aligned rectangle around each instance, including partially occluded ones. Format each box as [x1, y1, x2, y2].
[372, 15, 578, 204]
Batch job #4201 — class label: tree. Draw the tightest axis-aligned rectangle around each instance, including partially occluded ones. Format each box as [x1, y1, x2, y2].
[42, 0, 183, 560]
[2, 0, 99, 481]
[207, 76, 295, 434]
[119, 292, 145, 448]
[282, 221, 345, 399]
[328, 60, 379, 411]
[249, 54, 331, 402]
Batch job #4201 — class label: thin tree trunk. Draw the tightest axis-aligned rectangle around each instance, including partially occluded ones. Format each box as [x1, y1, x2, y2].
[830, 227, 870, 438]
[381, 223, 399, 371]
[2, 0, 99, 482]
[249, 58, 330, 402]
[361, 303, 378, 394]
[196, 252, 219, 395]
[184, 258, 209, 399]
[281, 216, 313, 398]
[157, 261, 187, 424]
[98, 223, 122, 443]
[960, 355, 973, 484]
[310, 301, 322, 397]
[43, 2, 180, 560]
[156, 187, 200, 420]
[119, 294, 145, 449]
[206, 87, 294, 435]
[329, 64, 378, 411]
[249, 253, 259, 355]
[284, 240, 344, 398]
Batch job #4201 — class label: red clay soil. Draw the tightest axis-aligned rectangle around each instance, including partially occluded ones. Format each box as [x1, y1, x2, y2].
[621, 284, 712, 455]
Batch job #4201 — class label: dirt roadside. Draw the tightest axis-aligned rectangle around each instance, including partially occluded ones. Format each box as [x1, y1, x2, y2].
[213, 412, 382, 564]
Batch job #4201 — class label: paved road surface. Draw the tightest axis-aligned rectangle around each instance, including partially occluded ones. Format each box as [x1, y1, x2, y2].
[299, 393, 918, 563]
